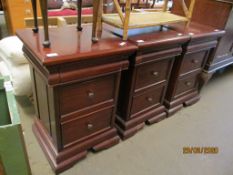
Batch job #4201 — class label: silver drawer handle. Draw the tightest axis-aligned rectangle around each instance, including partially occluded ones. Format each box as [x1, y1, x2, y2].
[192, 59, 199, 64]
[185, 82, 192, 86]
[87, 123, 93, 130]
[152, 71, 159, 77]
[87, 91, 95, 98]
[147, 97, 153, 102]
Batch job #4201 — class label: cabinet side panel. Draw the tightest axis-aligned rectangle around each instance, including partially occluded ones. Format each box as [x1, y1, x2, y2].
[34, 71, 51, 135]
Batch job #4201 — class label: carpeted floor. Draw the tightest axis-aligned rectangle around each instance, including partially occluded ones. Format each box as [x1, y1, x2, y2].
[16, 66, 233, 175]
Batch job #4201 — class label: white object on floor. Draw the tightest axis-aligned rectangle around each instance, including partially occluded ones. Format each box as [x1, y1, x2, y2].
[0, 36, 32, 96]
[0, 61, 11, 76]
[0, 36, 28, 65]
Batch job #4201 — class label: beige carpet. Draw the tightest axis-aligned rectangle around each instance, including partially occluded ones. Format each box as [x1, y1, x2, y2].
[16, 66, 233, 175]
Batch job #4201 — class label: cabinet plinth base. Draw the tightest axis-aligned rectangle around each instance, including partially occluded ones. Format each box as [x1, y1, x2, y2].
[116, 106, 166, 140]
[165, 91, 200, 117]
[33, 118, 120, 174]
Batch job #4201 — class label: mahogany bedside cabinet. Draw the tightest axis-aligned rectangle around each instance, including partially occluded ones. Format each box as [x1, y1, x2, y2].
[116, 27, 190, 139]
[16, 25, 137, 173]
[164, 22, 225, 116]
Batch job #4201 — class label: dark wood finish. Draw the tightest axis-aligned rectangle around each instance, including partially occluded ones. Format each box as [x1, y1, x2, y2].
[172, 0, 233, 74]
[0, 0, 2, 11]
[116, 27, 190, 139]
[39, 0, 50, 47]
[77, 0, 83, 31]
[31, 0, 38, 33]
[16, 25, 137, 174]
[164, 22, 224, 115]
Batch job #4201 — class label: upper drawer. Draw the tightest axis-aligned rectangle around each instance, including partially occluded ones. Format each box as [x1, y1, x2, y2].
[135, 59, 172, 91]
[60, 74, 115, 115]
[180, 51, 207, 75]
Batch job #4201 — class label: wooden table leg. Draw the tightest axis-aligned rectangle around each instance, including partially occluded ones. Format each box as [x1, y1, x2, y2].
[77, 0, 82, 31]
[39, 0, 50, 47]
[31, 0, 38, 33]
[92, 0, 101, 42]
[151, 0, 156, 8]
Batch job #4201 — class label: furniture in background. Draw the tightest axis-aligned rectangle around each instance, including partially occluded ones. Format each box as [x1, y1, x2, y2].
[16, 20, 224, 173]
[16, 25, 137, 173]
[1, 0, 115, 35]
[0, 76, 31, 175]
[172, 0, 233, 83]
[1, 0, 41, 34]
[119, 0, 151, 11]
[164, 22, 224, 115]
[116, 27, 190, 139]
[92, 0, 195, 41]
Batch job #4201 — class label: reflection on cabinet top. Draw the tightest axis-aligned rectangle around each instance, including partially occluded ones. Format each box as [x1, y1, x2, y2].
[167, 22, 225, 43]
[120, 26, 190, 52]
[16, 24, 137, 66]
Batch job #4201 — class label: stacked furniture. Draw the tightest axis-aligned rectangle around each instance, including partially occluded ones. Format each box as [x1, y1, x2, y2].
[13, 1, 228, 173]
[17, 25, 137, 173]
[17, 20, 224, 173]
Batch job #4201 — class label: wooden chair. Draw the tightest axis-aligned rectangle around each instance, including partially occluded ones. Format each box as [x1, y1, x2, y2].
[92, 0, 196, 41]
[31, 0, 195, 46]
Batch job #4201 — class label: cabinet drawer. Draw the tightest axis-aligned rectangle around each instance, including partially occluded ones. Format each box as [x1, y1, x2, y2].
[180, 51, 206, 75]
[131, 85, 165, 115]
[135, 59, 172, 91]
[60, 75, 115, 115]
[175, 73, 199, 97]
[61, 107, 113, 147]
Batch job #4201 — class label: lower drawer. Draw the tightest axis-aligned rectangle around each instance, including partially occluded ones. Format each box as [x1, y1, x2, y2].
[61, 107, 113, 147]
[175, 73, 200, 98]
[131, 85, 165, 116]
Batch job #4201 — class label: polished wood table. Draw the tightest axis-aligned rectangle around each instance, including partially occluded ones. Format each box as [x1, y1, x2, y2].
[16, 24, 137, 173]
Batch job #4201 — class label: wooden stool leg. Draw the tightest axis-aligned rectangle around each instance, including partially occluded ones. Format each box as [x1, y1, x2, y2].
[97, 0, 103, 35]
[92, 0, 101, 42]
[123, 0, 131, 41]
[31, 0, 38, 33]
[39, 0, 50, 47]
[77, 0, 83, 31]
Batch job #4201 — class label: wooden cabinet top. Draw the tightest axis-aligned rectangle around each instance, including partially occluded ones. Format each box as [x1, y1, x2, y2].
[126, 26, 190, 51]
[167, 22, 225, 41]
[16, 25, 137, 66]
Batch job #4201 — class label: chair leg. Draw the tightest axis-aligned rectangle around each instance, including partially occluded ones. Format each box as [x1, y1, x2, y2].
[31, 0, 38, 33]
[39, 0, 50, 47]
[97, 0, 103, 35]
[77, 0, 83, 31]
[92, 0, 102, 42]
[122, 0, 131, 41]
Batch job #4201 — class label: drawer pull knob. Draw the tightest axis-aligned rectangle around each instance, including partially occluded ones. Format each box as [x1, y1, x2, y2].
[87, 91, 95, 98]
[147, 97, 153, 102]
[87, 123, 93, 130]
[185, 82, 192, 86]
[192, 59, 199, 64]
[152, 71, 159, 77]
